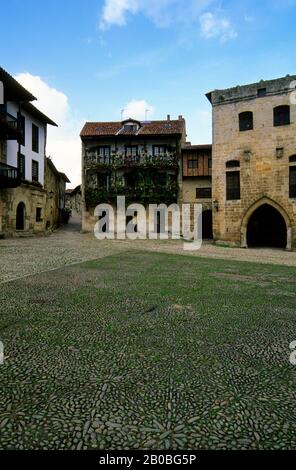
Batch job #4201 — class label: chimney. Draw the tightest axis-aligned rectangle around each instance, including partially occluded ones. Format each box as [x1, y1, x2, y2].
[167, 114, 170, 121]
[178, 115, 183, 120]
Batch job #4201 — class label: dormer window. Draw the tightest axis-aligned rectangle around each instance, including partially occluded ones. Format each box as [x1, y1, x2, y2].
[124, 124, 138, 132]
[121, 119, 141, 133]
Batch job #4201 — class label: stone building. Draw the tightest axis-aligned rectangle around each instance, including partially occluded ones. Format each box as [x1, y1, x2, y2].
[207, 75, 296, 250]
[45, 157, 70, 229]
[182, 144, 213, 239]
[80, 116, 186, 233]
[0, 66, 66, 237]
[65, 185, 82, 215]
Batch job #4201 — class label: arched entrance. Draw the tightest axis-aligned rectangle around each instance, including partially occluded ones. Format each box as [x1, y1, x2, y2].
[202, 210, 213, 239]
[16, 202, 26, 231]
[247, 203, 287, 248]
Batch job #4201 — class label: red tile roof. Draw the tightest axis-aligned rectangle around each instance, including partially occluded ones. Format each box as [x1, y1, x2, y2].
[80, 119, 185, 138]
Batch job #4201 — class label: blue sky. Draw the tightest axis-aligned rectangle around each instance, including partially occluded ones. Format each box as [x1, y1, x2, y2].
[1, 0, 296, 185]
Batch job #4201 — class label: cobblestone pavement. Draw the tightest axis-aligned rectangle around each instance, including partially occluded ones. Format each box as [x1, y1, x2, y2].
[1, 250, 296, 450]
[1, 216, 296, 284]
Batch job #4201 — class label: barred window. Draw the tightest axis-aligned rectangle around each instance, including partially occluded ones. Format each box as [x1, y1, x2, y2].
[226, 171, 240, 200]
[289, 166, 296, 198]
[32, 160, 39, 182]
[18, 153, 25, 179]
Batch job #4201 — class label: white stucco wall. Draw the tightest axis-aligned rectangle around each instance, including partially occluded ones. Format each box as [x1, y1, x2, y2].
[6, 101, 46, 186]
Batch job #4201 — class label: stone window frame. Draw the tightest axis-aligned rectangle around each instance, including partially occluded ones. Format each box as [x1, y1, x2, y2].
[274, 105, 290, 127]
[226, 159, 240, 169]
[289, 155, 296, 198]
[226, 170, 241, 201]
[239, 111, 254, 132]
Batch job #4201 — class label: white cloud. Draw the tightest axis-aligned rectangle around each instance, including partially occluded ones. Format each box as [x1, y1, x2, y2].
[99, 0, 214, 30]
[199, 12, 237, 42]
[14, 73, 82, 187]
[122, 99, 155, 121]
[100, 0, 139, 29]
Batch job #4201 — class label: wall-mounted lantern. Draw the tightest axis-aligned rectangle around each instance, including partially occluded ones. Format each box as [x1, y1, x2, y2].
[276, 147, 284, 159]
[213, 200, 219, 211]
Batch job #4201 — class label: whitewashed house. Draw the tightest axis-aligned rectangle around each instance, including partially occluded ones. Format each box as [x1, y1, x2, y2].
[0, 66, 61, 236]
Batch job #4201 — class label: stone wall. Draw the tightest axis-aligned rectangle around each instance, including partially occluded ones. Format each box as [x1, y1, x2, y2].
[0, 183, 46, 237]
[211, 88, 296, 249]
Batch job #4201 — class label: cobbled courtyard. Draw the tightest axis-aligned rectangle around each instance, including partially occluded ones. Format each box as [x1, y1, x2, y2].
[1, 223, 296, 449]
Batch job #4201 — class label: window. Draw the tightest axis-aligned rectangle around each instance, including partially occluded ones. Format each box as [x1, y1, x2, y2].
[32, 160, 39, 182]
[18, 153, 25, 179]
[124, 124, 138, 132]
[125, 146, 138, 157]
[258, 88, 267, 98]
[239, 111, 253, 131]
[32, 123, 39, 152]
[153, 145, 168, 156]
[188, 158, 198, 169]
[17, 113, 25, 146]
[196, 188, 212, 199]
[289, 157, 296, 198]
[97, 174, 110, 190]
[36, 207, 42, 222]
[274, 105, 290, 127]
[97, 146, 111, 163]
[154, 173, 167, 186]
[226, 160, 240, 169]
[208, 157, 212, 169]
[289, 167, 296, 198]
[226, 171, 240, 200]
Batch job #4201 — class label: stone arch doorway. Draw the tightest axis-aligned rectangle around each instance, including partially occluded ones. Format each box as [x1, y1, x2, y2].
[16, 202, 26, 231]
[202, 210, 213, 240]
[241, 198, 291, 250]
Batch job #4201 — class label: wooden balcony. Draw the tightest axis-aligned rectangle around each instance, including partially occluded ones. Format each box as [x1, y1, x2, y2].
[0, 108, 22, 141]
[0, 162, 21, 188]
[85, 152, 179, 170]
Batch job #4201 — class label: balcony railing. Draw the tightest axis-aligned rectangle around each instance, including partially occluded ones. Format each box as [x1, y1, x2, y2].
[85, 152, 179, 170]
[0, 162, 21, 188]
[85, 182, 179, 207]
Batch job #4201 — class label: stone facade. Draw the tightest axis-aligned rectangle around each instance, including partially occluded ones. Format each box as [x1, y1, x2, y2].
[44, 158, 70, 230]
[0, 183, 46, 236]
[207, 75, 296, 250]
[182, 144, 213, 237]
[80, 117, 186, 233]
[65, 185, 82, 215]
